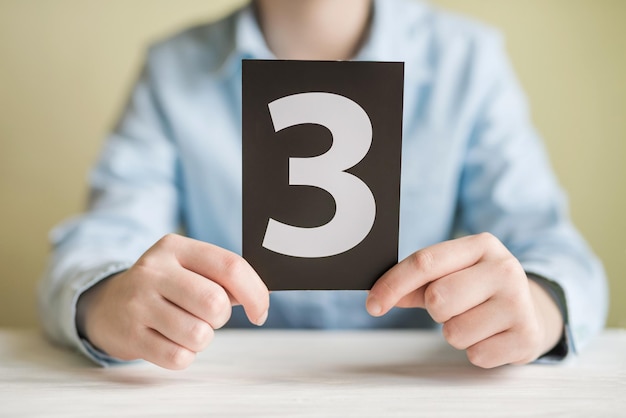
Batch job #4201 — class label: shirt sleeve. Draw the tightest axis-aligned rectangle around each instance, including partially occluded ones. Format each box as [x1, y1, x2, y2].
[456, 32, 609, 357]
[37, 50, 181, 366]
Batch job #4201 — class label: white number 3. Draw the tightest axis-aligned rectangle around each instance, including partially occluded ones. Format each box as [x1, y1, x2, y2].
[262, 92, 376, 258]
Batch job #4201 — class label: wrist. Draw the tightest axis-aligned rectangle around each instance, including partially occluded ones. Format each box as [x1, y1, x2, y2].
[76, 273, 121, 343]
[527, 278, 565, 357]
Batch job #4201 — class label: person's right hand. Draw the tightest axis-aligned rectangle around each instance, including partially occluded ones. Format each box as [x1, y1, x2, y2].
[76, 234, 269, 370]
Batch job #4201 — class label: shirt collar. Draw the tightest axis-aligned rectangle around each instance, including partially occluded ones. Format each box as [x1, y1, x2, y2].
[215, 5, 271, 79]
[357, 0, 432, 84]
[235, 4, 274, 60]
[218, 0, 432, 84]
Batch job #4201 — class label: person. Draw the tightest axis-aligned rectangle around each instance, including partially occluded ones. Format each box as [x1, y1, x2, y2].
[38, 0, 608, 370]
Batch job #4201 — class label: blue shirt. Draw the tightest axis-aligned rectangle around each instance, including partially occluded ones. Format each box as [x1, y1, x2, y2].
[39, 0, 608, 365]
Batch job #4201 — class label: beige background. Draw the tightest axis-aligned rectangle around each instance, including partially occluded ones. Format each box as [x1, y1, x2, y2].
[0, 0, 624, 329]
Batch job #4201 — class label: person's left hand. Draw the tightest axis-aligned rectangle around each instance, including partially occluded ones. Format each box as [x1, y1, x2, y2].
[366, 233, 564, 368]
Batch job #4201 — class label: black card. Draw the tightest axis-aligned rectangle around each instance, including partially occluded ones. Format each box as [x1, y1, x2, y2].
[242, 60, 403, 290]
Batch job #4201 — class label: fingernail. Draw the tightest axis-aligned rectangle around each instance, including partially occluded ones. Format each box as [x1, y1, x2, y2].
[256, 310, 268, 326]
[367, 296, 383, 316]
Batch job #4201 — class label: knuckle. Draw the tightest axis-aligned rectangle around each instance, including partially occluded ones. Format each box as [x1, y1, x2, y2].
[409, 249, 435, 272]
[129, 264, 155, 284]
[200, 287, 230, 313]
[442, 321, 465, 350]
[187, 321, 214, 350]
[424, 284, 447, 322]
[199, 288, 232, 328]
[466, 347, 493, 369]
[498, 257, 524, 279]
[158, 233, 181, 249]
[143, 233, 183, 260]
[164, 345, 195, 370]
[146, 234, 179, 255]
[212, 307, 232, 330]
[134, 253, 158, 270]
[477, 231, 496, 245]
[135, 252, 170, 273]
[221, 253, 248, 280]
[476, 232, 502, 253]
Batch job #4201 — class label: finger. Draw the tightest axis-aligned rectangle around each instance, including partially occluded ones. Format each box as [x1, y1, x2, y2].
[394, 286, 426, 309]
[441, 298, 514, 351]
[423, 259, 514, 322]
[465, 330, 539, 369]
[144, 296, 215, 353]
[159, 269, 233, 330]
[150, 234, 270, 325]
[367, 233, 506, 316]
[138, 327, 197, 370]
[196, 252, 269, 326]
[393, 261, 498, 314]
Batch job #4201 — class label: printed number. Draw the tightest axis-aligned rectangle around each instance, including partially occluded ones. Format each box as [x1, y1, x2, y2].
[262, 92, 376, 258]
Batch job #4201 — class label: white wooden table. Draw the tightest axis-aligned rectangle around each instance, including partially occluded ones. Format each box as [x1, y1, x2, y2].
[0, 329, 624, 417]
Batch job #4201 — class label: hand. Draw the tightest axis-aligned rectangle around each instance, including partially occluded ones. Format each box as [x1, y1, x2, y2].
[77, 234, 269, 370]
[366, 233, 564, 368]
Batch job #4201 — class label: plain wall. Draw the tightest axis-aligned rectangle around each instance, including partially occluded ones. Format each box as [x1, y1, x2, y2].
[0, 0, 624, 328]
